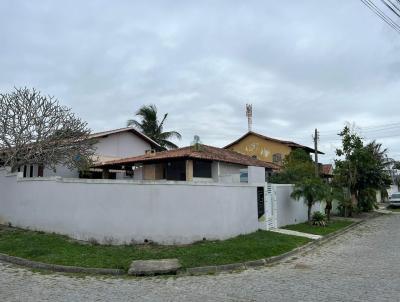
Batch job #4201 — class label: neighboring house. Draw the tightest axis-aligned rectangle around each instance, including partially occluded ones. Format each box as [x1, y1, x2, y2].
[224, 131, 324, 166]
[320, 163, 334, 183]
[96, 144, 280, 183]
[19, 127, 161, 179]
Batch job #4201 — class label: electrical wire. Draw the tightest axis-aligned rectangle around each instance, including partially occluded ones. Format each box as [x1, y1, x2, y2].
[381, 0, 400, 18]
[360, 0, 400, 33]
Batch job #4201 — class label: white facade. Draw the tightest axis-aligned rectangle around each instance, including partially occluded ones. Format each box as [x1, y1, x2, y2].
[94, 131, 152, 159]
[22, 130, 155, 179]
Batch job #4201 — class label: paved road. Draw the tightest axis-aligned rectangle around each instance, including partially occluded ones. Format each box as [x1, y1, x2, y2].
[1, 214, 399, 302]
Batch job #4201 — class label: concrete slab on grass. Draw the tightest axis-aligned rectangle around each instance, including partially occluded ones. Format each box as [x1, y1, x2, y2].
[128, 259, 181, 276]
[270, 228, 322, 240]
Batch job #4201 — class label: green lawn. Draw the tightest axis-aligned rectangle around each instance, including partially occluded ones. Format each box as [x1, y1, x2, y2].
[0, 227, 310, 271]
[282, 220, 354, 236]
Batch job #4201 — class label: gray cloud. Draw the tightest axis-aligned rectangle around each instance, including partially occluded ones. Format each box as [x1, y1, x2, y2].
[1, 0, 400, 162]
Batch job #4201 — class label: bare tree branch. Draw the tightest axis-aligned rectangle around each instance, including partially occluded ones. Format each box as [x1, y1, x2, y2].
[0, 87, 96, 171]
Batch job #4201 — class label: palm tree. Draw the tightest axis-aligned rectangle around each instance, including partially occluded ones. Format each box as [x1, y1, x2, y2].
[127, 105, 182, 149]
[291, 177, 327, 223]
[323, 186, 344, 221]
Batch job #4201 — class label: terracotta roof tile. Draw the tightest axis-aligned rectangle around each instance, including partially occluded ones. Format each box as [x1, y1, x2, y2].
[96, 144, 280, 170]
[322, 164, 333, 175]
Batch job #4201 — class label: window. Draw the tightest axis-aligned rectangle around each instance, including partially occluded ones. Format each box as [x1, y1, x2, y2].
[38, 165, 44, 177]
[23, 165, 27, 178]
[240, 169, 248, 183]
[29, 165, 34, 177]
[193, 160, 212, 178]
[125, 170, 134, 178]
[166, 160, 186, 181]
[272, 153, 282, 164]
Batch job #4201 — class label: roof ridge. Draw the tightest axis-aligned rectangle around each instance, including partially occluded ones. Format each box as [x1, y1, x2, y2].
[224, 131, 323, 154]
[89, 127, 161, 148]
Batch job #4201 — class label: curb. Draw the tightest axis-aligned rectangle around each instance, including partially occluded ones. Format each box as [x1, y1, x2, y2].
[0, 253, 124, 275]
[182, 218, 367, 276]
[0, 216, 375, 277]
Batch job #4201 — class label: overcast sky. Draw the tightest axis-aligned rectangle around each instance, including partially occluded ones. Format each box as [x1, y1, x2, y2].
[1, 0, 400, 163]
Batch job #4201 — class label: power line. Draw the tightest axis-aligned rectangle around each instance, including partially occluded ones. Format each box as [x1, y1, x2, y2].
[279, 121, 400, 141]
[381, 0, 400, 17]
[387, 0, 400, 13]
[285, 122, 400, 141]
[360, 0, 400, 34]
[361, 121, 400, 130]
[366, 0, 400, 30]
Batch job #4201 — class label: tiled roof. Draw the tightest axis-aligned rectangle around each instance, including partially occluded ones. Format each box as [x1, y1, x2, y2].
[224, 131, 324, 154]
[96, 144, 281, 170]
[322, 164, 333, 175]
[89, 127, 161, 149]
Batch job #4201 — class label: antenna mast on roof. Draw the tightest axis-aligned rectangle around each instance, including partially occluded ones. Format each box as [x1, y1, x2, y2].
[246, 104, 253, 132]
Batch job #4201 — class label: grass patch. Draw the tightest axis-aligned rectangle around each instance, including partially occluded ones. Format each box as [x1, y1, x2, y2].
[282, 219, 354, 236]
[0, 227, 310, 271]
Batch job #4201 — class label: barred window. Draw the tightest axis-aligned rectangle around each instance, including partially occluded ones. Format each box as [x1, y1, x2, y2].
[272, 153, 282, 164]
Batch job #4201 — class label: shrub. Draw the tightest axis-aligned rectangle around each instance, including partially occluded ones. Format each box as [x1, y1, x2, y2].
[338, 198, 356, 217]
[358, 188, 377, 212]
[311, 211, 327, 227]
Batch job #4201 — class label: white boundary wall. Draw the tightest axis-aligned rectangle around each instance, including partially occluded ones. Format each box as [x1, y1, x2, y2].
[272, 184, 325, 227]
[0, 168, 259, 245]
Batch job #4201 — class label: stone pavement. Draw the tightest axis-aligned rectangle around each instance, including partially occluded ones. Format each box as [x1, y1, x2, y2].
[1, 214, 400, 302]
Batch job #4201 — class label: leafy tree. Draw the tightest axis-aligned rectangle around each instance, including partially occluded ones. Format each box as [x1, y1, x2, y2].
[334, 126, 391, 212]
[127, 104, 181, 149]
[0, 87, 95, 171]
[269, 149, 314, 184]
[291, 177, 327, 223]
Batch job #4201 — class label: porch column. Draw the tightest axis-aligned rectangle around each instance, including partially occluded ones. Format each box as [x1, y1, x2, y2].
[185, 160, 193, 181]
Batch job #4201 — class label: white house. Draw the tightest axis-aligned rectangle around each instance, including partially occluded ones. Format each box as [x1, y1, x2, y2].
[18, 127, 161, 179]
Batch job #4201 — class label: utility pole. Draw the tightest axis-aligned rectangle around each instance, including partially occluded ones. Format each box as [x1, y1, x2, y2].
[313, 128, 319, 177]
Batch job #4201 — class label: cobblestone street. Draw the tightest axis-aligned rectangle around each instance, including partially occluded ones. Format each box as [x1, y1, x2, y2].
[0, 214, 399, 302]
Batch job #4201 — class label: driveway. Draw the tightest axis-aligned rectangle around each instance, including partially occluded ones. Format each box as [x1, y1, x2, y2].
[1, 214, 399, 302]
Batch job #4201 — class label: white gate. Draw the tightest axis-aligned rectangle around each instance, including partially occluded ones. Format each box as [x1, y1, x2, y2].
[264, 183, 278, 230]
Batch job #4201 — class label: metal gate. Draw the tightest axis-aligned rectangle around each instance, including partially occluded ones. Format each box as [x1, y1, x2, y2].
[264, 183, 278, 230]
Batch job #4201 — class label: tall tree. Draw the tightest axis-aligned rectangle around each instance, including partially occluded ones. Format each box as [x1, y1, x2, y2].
[269, 149, 315, 184]
[127, 105, 181, 150]
[0, 87, 95, 171]
[335, 126, 391, 211]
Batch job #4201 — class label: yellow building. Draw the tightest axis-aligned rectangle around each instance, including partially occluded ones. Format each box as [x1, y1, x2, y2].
[224, 131, 322, 166]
